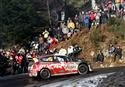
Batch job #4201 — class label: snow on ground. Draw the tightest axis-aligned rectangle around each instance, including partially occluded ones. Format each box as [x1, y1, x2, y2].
[40, 73, 115, 87]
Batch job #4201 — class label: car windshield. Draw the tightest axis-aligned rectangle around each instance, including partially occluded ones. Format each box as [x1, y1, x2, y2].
[39, 56, 54, 62]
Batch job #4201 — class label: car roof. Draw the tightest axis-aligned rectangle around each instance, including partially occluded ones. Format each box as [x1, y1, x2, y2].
[39, 54, 66, 58]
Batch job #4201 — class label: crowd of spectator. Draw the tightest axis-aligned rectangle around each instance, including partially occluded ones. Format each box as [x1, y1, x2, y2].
[95, 44, 123, 63]
[0, 1, 125, 76]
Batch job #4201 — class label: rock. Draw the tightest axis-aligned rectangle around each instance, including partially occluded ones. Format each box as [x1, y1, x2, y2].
[100, 64, 104, 68]
[109, 63, 115, 67]
[90, 51, 95, 57]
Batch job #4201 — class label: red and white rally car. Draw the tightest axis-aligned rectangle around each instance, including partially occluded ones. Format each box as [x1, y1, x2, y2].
[28, 55, 92, 79]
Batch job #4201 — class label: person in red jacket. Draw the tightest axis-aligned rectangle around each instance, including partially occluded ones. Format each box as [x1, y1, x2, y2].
[89, 11, 96, 26]
[15, 53, 23, 73]
[15, 54, 23, 65]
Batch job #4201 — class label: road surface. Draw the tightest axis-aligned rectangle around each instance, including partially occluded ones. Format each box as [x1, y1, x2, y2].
[0, 67, 125, 87]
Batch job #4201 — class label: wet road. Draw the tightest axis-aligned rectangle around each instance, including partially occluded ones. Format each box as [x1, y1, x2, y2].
[0, 67, 125, 87]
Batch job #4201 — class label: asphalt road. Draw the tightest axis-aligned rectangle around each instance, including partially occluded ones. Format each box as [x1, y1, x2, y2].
[0, 67, 125, 87]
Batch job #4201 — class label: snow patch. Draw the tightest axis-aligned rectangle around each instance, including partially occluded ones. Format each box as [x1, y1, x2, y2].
[40, 73, 115, 87]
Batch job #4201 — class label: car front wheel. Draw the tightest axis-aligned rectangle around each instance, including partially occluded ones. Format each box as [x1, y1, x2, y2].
[78, 64, 88, 75]
[40, 69, 51, 79]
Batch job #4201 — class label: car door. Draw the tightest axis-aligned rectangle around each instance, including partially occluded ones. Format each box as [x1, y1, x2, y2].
[63, 56, 78, 73]
[54, 56, 73, 74]
[54, 55, 79, 74]
[50, 56, 65, 75]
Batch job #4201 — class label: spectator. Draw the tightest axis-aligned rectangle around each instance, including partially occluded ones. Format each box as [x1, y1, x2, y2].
[56, 34, 63, 42]
[15, 53, 23, 73]
[67, 20, 75, 34]
[73, 45, 82, 57]
[38, 42, 48, 55]
[108, 44, 115, 56]
[100, 11, 108, 24]
[67, 17, 71, 25]
[74, 14, 79, 29]
[89, 11, 96, 26]
[0, 53, 9, 76]
[43, 30, 49, 39]
[95, 12, 101, 28]
[18, 47, 25, 55]
[114, 46, 122, 61]
[62, 25, 69, 40]
[96, 50, 104, 63]
[57, 27, 62, 35]
[26, 52, 32, 62]
[38, 35, 44, 44]
[58, 47, 67, 56]
[112, 3, 116, 13]
[84, 12, 90, 32]
[61, 11, 65, 21]
[67, 46, 74, 56]
[21, 55, 28, 73]
[79, 11, 84, 30]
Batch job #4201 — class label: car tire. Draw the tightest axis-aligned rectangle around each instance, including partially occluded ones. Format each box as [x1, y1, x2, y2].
[40, 69, 51, 79]
[78, 64, 88, 75]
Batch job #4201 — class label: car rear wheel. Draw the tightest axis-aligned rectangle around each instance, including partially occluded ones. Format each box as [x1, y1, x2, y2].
[78, 64, 88, 75]
[40, 69, 51, 79]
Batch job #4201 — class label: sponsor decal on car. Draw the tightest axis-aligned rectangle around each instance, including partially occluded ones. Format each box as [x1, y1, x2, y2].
[64, 65, 77, 70]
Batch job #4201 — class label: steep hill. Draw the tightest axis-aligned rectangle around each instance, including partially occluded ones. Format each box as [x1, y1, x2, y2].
[54, 18, 125, 69]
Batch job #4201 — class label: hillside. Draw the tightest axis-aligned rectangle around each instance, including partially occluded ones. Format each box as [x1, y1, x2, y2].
[53, 18, 125, 69]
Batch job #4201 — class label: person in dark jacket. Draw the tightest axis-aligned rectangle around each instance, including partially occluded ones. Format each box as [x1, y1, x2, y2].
[114, 46, 122, 61]
[100, 11, 108, 24]
[21, 54, 28, 73]
[0, 54, 9, 76]
[96, 50, 104, 63]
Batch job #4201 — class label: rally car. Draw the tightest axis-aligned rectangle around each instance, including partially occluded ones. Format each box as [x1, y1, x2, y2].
[28, 55, 92, 79]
